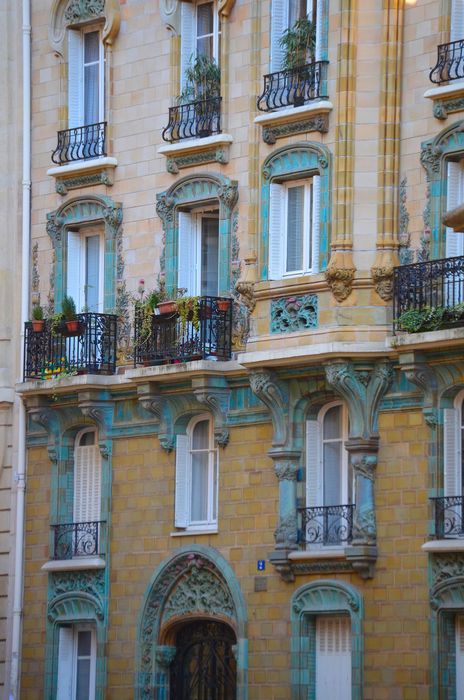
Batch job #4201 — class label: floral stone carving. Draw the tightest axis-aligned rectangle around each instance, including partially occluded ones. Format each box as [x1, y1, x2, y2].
[162, 565, 235, 624]
[270, 294, 317, 333]
[65, 0, 105, 23]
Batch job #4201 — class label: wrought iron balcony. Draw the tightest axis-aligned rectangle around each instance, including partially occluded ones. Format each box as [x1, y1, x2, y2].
[394, 256, 464, 333]
[162, 97, 222, 142]
[52, 521, 105, 560]
[51, 121, 107, 164]
[257, 60, 328, 112]
[23, 312, 118, 381]
[430, 39, 464, 85]
[298, 504, 354, 547]
[133, 296, 232, 366]
[432, 496, 464, 539]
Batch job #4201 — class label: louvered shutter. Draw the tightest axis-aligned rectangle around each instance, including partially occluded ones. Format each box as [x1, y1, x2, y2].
[314, 0, 323, 61]
[74, 443, 101, 523]
[180, 2, 196, 91]
[311, 175, 321, 273]
[268, 182, 284, 280]
[270, 0, 289, 72]
[56, 626, 74, 700]
[444, 408, 461, 497]
[451, 0, 464, 42]
[456, 615, 464, 697]
[67, 230, 83, 311]
[85, 235, 101, 312]
[178, 211, 196, 295]
[315, 616, 351, 700]
[306, 419, 320, 507]
[446, 161, 464, 258]
[175, 435, 189, 528]
[68, 30, 83, 128]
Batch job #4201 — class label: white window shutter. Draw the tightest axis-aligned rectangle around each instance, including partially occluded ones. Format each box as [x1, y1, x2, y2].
[68, 30, 83, 128]
[316, 616, 351, 700]
[67, 230, 83, 311]
[180, 2, 196, 91]
[444, 408, 461, 497]
[56, 626, 74, 700]
[446, 161, 464, 258]
[314, 0, 323, 61]
[311, 175, 321, 273]
[178, 211, 196, 295]
[175, 435, 189, 528]
[74, 444, 101, 523]
[306, 419, 320, 507]
[457, 615, 464, 697]
[270, 0, 289, 72]
[268, 182, 284, 280]
[451, 0, 464, 42]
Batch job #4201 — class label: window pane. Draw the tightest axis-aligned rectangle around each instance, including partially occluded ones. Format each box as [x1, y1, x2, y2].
[197, 35, 213, 59]
[84, 63, 99, 124]
[323, 442, 342, 505]
[191, 451, 209, 521]
[197, 3, 213, 37]
[289, 0, 308, 26]
[85, 235, 100, 311]
[76, 659, 91, 700]
[192, 420, 209, 450]
[79, 430, 95, 447]
[77, 630, 92, 656]
[84, 32, 99, 63]
[286, 185, 304, 273]
[323, 406, 341, 440]
[201, 218, 219, 296]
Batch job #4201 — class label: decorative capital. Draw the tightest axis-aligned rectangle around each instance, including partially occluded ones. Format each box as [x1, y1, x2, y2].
[193, 378, 230, 447]
[249, 370, 289, 447]
[155, 193, 175, 225]
[78, 392, 114, 437]
[274, 512, 298, 550]
[102, 201, 123, 233]
[371, 265, 394, 301]
[274, 459, 299, 481]
[217, 181, 239, 213]
[349, 452, 377, 481]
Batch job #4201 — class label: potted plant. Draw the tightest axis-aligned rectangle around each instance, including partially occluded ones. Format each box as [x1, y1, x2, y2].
[279, 15, 316, 106]
[178, 54, 221, 137]
[217, 298, 231, 313]
[177, 296, 201, 331]
[31, 304, 45, 332]
[61, 295, 79, 333]
[157, 286, 186, 315]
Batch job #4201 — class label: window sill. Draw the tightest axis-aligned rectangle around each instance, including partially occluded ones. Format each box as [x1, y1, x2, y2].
[423, 80, 464, 120]
[388, 326, 464, 353]
[170, 528, 218, 537]
[254, 100, 333, 143]
[47, 156, 117, 195]
[289, 547, 346, 560]
[270, 544, 377, 580]
[157, 134, 233, 174]
[422, 539, 464, 553]
[41, 556, 106, 572]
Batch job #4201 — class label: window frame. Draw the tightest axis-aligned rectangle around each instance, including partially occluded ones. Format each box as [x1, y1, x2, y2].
[68, 24, 105, 129]
[73, 427, 101, 526]
[195, 0, 221, 63]
[318, 401, 351, 508]
[56, 623, 97, 700]
[66, 227, 105, 313]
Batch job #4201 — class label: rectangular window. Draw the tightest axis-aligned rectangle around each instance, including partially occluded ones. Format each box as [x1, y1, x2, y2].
[178, 211, 219, 296]
[56, 625, 97, 700]
[270, 0, 319, 71]
[181, 1, 221, 90]
[67, 228, 104, 312]
[269, 177, 320, 280]
[68, 28, 105, 128]
[315, 615, 351, 699]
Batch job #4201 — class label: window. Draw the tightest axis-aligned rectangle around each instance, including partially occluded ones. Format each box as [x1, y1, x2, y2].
[438, 612, 464, 698]
[68, 28, 105, 128]
[175, 416, 218, 530]
[268, 176, 320, 280]
[180, 0, 221, 89]
[56, 625, 97, 700]
[315, 615, 352, 699]
[446, 160, 464, 258]
[66, 228, 103, 312]
[270, 0, 320, 71]
[74, 429, 101, 526]
[305, 403, 352, 546]
[178, 210, 219, 296]
[451, 0, 464, 42]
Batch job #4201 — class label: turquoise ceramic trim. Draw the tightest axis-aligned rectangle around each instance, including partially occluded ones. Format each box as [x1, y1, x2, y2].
[46, 194, 123, 312]
[156, 173, 238, 297]
[136, 544, 248, 700]
[420, 120, 464, 259]
[260, 142, 332, 280]
[290, 580, 364, 700]
[430, 568, 464, 700]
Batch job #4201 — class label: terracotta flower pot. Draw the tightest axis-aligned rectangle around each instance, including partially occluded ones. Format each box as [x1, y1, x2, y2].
[31, 320, 45, 332]
[157, 301, 178, 315]
[217, 299, 231, 312]
[65, 319, 80, 333]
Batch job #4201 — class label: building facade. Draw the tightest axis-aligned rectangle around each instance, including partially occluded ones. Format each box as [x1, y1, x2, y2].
[15, 0, 464, 698]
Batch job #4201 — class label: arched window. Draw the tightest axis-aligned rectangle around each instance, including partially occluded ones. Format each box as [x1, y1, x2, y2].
[175, 415, 218, 530]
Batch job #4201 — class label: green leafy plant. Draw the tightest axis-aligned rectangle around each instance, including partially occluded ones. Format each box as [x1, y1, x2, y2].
[279, 16, 316, 70]
[176, 296, 201, 332]
[31, 304, 43, 321]
[133, 279, 168, 350]
[397, 307, 446, 333]
[48, 311, 65, 336]
[61, 295, 77, 322]
[179, 54, 221, 103]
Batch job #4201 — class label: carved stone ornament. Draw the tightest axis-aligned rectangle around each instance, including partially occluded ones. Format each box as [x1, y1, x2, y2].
[217, 182, 239, 213]
[194, 388, 230, 447]
[234, 280, 256, 313]
[350, 453, 377, 481]
[274, 512, 298, 549]
[324, 265, 356, 302]
[371, 265, 394, 302]
[431, 553, 464, 587]
[166, 147, 229, 174]
[274, 460, 298, 481]
[155, 193, 175, 225]
[249, 369, 288, 447]
[159, 0, 236, 33]
[162, 565, 235, 624]
[433, 96, 464, 120]
[270, 294, 318, 334]
[155, 645, 177, 668]
[262, 114, 329, 145]
[49, 0, 120, 56]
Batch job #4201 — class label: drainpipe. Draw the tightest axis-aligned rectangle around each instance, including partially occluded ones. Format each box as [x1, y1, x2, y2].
[10, 0, 31, 696]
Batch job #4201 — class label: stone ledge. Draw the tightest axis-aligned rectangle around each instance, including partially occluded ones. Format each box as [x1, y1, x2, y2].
[42, 557, 106, 572]
[424, 81, 464, 119]
[47, 157, 117, 194]
[157, 134, 233, 174]
[238, 340, 392, 369]
[170, 529, 218, 537]
[270, 544, 377, 581]
[388, 326, 464, 352]
[126, 359, 245, 383]
[254, 100, 333, 143]
[422, 539, 464, 553]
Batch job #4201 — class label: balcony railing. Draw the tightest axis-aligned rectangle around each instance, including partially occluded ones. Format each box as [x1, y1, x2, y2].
[298, 504, 354, 547]
[52, 521, 105, 560]
[393, 255, 464, 333]
[432, 496, 464, 539]
[430, 39, 464, 85]
[23, 312, 118, 381]
[162, 97, 222, 142]
[51, 121, 107, 164]
[257, 61, 328, 112]
[133, 296, 232, 366]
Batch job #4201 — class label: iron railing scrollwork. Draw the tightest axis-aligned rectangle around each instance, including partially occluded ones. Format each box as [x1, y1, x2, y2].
[133, 296, 232, 366]
[52, 520, 105, 559]
[298, 504, 354, 546]
[162, 97, 222, 142]
[393, 255, 464, 333]
[257, 60, 328, 112]
[23, 312, 117, 380]
[432, 496, 464, 539]
[430, 39, 464, 85]
[51, 121, 107, 164]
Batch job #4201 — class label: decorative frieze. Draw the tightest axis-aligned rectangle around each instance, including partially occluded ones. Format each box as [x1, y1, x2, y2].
[166, 146, 229, 174]
[64, 0, 105, 24]
[54, 168, 114, 195]
[270, 294, 317, 334]
[433, 96, 464, 120]
[262, 114, 329, 144]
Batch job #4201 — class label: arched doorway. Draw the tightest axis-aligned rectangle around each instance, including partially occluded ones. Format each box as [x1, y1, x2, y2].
[170, 620, 237, 700]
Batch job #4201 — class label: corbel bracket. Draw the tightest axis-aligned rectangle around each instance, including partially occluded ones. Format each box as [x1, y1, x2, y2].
[249, 369, 289, 447]
[192, 376, 230, 447]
